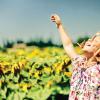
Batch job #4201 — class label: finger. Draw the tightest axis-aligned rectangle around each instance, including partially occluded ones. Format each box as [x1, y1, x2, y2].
[50, 15, 55, 19]
[51, 17, 55, 20]
[52, 20, 55, 22]
[51, 18, 55, 20]
[51, 18, 55, 21]
[51, 16, 55, 18]
[51, 20, 55, 22]
[51, 17, 55, 19]
[50, 16, 55, 21]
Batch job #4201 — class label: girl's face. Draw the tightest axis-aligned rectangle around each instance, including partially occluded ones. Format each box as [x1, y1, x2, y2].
[82, 35, 100, 53]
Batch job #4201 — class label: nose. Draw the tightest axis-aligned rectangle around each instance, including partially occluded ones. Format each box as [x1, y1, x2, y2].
[85, 41, 91, 46]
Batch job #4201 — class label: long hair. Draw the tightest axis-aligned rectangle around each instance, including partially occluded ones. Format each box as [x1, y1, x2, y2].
[93, 48, 100, 63]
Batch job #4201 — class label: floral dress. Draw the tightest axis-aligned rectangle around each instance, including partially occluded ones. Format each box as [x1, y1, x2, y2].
[69, 55, 100, 100]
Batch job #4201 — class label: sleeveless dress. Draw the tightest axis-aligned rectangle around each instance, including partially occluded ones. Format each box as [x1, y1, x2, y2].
[69, 55, 100, 100]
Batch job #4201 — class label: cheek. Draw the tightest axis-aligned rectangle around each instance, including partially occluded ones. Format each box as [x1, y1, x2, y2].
[91, 45, 97, 50]
[82, 45, 94, 52]
[93, 39, 100, 46]
[91, 46, 99, 53]
[96, 43, 100, 47]
[92, 43, 100, 50]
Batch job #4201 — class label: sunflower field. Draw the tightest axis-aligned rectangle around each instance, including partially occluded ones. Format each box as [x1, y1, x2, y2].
[0, 42, 83, 100]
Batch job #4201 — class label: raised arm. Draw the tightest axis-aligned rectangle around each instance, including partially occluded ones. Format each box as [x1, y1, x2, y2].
[51, 14, 77, 59]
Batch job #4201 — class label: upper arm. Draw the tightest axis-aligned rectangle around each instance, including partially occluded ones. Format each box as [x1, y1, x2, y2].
[63, 43, 77, 59]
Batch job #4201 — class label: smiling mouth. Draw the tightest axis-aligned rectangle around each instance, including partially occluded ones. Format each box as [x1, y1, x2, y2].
[86, 44, 91, 46]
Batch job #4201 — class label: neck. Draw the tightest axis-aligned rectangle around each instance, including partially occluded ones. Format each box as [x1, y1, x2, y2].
[83, 51, 97, 67]
[83, 51, 94, 60]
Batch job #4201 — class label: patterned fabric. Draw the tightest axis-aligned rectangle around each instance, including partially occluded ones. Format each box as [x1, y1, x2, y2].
[69, 55, 100, 100]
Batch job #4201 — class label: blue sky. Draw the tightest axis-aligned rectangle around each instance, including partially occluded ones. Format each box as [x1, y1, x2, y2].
[0, 0, 100, 45]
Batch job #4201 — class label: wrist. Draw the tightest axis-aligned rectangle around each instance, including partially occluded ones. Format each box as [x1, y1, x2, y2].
[57, 23, 62, 28]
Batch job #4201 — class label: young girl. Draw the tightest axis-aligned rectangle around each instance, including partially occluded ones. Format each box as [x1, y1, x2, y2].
[51, 14, 100, 100]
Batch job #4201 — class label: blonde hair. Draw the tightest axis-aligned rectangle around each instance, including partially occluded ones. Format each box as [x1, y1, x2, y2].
[93, 48, 100, 63]
[87, 48, 100, 64]
[77, 33, 100, 66]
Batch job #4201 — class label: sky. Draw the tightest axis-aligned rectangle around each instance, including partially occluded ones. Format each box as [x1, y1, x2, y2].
[0, 0, 100, 45]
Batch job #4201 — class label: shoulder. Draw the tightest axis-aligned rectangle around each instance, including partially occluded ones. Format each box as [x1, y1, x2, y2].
[71, 54, 87, 63]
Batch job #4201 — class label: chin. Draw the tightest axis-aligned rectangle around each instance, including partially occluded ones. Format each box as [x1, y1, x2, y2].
[82, 48, 93, 53]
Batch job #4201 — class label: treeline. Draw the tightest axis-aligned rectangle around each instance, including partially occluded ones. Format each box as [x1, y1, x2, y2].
[0, 36, 89, 51]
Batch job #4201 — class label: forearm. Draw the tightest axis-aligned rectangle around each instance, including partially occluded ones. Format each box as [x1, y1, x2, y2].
[57, 24, 73, 47]
[51, 14, 77, 58]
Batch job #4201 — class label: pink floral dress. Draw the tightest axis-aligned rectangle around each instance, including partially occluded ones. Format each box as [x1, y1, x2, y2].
[69, 55, 100, 100]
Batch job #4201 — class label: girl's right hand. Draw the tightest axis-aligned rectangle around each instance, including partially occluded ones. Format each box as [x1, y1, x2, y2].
[50, 14, 62, 28]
